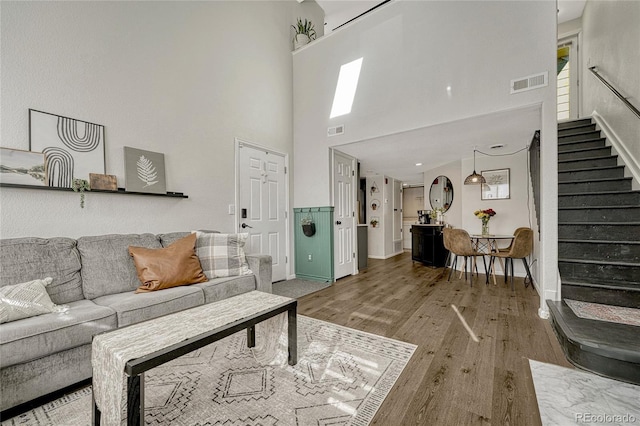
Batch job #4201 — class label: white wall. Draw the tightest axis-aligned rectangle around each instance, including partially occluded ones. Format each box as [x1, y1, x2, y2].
[424, 161, 462, 229]
[558, 17, 582, 38]
[581, 0, 640, 187]
[0, 1, 322, 239]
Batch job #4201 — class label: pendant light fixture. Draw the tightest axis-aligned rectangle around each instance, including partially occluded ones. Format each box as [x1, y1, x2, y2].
[464, 148, 486, 185]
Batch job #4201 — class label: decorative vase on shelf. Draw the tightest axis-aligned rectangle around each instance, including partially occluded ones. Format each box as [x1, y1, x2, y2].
[481, 220, 490, 236]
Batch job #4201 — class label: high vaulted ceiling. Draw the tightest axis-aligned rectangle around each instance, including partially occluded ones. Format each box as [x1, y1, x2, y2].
[317, 0, 586, 32]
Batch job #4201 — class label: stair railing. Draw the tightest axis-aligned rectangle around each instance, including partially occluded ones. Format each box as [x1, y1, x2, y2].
[528, 130, 541, 232]
[589, 66, 640, 119]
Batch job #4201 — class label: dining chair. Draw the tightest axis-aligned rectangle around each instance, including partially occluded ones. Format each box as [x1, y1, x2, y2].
[443, 228, 487, 285]
[497, 227, 530, 253]
[489, 227, 534, 291]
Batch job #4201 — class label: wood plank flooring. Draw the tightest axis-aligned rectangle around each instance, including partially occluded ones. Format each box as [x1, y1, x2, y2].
[297, 252, 573, 425]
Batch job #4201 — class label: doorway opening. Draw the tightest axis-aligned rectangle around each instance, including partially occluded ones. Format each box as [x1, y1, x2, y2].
[557, 35, 580, 120]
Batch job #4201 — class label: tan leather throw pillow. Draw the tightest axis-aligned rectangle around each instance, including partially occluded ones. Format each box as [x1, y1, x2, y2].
[129, 233, 207, 293]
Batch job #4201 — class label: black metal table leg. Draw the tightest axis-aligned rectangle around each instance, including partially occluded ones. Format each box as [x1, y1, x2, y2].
[288, 304, 297, 365]
[92, 388, 101, 426]
[247, 325, 256, 347]
[127, 374, 144, 426]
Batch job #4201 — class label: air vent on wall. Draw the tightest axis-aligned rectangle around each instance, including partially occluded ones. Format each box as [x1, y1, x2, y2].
[510, 71, 549, 94]
[327, 125, 345, 137]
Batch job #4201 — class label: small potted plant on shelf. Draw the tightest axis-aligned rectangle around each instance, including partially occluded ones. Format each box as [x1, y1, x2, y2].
[301, 216, 316, 237]
[72, 178, 90, 208]
[291, 17, 316, 50]
[370, 218, 379, 228]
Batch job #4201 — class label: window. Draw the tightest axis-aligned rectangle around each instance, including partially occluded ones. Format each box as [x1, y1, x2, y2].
[330, 58, 364, 119]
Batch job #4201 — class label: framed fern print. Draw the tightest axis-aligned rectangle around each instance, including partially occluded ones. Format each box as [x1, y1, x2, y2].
[123, 147, 166, 194]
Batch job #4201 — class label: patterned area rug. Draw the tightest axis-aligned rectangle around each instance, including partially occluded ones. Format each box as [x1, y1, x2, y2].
[2, 315, 415, 426]
[565, 299, 640, 327]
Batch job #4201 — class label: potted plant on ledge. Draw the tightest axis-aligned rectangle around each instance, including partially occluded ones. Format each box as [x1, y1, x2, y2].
[291, 18, 316, 50]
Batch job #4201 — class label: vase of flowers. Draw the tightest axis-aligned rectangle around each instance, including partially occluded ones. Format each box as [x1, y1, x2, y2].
[474, 208, 496, 236]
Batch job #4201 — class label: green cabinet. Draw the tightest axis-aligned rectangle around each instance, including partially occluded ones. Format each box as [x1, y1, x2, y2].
[294, 207, 334, 282]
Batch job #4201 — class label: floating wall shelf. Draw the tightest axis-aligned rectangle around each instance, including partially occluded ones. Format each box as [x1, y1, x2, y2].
[0, 183, 188, 198]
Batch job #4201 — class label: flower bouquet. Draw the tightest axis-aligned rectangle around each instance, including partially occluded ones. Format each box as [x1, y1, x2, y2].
[474, 208, 496, 235]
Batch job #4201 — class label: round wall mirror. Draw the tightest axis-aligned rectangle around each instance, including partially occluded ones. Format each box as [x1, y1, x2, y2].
[429, 175, 454, 212]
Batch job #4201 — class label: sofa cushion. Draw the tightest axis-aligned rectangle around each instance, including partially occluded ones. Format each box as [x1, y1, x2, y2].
[0, 237, 84, 304]
[130, 233, 207, 293]
[92, 286, 204, 327]
[77, 234, 161, 299]
[192, 275, 257, 304]
[158, 230, 219, 247]
[157, 232, 190, 247]
[0, 299, 117, 368]
[0, 277, 60, 324]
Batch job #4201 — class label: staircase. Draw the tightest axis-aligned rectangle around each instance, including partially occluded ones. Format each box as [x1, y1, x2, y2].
[548, 118, 640, 385]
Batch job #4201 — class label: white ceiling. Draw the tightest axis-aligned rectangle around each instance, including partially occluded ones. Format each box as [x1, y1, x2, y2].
[314, 0, 583, 185]
[316, 0, 586, 31]
[334, 105, 541, 184]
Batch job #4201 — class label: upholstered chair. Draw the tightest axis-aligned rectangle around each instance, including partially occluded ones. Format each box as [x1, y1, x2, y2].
[497, 227, 530, 253]
[490, 227, 534, 291]
[443, 228, 487, 285]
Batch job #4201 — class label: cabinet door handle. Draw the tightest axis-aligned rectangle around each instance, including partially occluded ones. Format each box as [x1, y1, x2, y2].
[336, 221, 342, 225]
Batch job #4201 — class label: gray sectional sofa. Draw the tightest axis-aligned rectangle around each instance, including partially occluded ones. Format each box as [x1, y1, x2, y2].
[0, 231, 272, 411]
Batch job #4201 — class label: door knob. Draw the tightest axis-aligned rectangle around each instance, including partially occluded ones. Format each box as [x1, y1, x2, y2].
[241, 223, 253, 228]
[336, 221, 342, 225]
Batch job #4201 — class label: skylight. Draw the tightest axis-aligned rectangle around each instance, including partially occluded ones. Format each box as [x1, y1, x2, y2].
[330, 57, 363, 119]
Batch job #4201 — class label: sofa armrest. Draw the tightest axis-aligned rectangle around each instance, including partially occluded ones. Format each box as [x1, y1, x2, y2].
[246, 254, 272, 293]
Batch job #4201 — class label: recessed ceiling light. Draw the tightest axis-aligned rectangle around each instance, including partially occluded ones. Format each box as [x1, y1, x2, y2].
[490, 144, 505, 149]
[415, 162, 422, 166]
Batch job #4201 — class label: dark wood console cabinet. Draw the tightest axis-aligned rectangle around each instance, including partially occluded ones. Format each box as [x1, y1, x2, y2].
[411, 225, 449, 267]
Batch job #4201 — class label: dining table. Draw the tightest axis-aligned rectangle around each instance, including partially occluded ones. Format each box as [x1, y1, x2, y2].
[469, 234, 515, 285]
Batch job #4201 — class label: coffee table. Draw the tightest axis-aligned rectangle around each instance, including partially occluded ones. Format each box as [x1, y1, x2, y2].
[91, 291, 297, 426]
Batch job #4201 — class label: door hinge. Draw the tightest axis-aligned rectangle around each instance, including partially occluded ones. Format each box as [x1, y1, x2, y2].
[352, 170, 355, 176]
[285, 211, 288, 219]
[353, 211, 355, 217]
[353, 252, 356, 258]
[285, 166, 287, 174]
[286, 256, 288, 263]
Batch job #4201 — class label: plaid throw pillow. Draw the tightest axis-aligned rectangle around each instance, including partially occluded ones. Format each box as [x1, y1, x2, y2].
[195, 232, 252, 279]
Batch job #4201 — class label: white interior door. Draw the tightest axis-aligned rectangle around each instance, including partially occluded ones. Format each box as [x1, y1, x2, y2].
[237, 141, 287, 282]
[333, 150, 355, 280]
